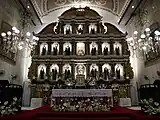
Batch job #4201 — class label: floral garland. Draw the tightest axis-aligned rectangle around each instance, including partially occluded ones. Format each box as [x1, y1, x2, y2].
[51, 98, 112, 112]
[0, 97, 21, 116]
[140, 98, 160, 115]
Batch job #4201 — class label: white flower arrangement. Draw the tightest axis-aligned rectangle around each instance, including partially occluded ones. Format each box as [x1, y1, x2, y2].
[51, 97, 111, 112]
[0, 97, 21, 116]
[140, 98, 160, 115]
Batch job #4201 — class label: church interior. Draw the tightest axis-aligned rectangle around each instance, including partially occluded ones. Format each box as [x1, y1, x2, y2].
[1, 0, 160, 119]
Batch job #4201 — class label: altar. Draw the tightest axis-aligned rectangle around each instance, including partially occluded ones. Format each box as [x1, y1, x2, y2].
[51, 89, 113, 112]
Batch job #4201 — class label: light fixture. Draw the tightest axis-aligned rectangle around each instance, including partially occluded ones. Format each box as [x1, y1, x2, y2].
[127, 28, 160, 55]
[132, 6, 135, 9]
[1, 0, 39, 53]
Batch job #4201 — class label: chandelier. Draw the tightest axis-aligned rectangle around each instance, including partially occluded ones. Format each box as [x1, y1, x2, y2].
[1, 1, 39, 53]
[126, 28, 160, 55]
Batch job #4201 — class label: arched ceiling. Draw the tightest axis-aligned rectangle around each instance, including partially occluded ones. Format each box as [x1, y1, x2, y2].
[31, 0, 130, 18]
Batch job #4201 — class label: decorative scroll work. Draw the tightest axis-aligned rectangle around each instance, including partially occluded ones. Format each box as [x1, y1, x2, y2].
[52, 89, 112, 97]
[54, 0, 67, 6]
[95, 0, 107, 5]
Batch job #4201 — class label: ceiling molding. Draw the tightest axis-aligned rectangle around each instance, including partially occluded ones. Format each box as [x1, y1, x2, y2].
[118, 0, 145, 25]
[119, 0, 132, 18]
[30, 0, 43, 17]
[43, 4, 119, 17]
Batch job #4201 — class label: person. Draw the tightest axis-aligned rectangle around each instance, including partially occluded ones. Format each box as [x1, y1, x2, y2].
[115, 46, 120, 55]
[42, 45, 46, 55]
[40, 67, 45, 79]
[103, 46, 108, 55]
[116, 67, 120, 79]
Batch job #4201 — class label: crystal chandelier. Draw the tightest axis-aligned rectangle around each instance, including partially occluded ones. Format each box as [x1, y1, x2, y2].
[1, 1, 39, 53]
[1, 27, 39, 52]
[126, 28, 160, 55]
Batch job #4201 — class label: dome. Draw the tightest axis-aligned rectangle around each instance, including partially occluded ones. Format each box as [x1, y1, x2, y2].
[60, 7, 100, 17]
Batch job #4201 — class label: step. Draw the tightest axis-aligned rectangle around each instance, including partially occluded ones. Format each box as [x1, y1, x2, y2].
[36, 117, 131, 120]
[35, 112, 135, 118]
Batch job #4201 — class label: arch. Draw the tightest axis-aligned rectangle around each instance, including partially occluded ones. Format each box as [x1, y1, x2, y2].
[63, 64, 71, 73]
[102, 64, 111, 72]
[63, 42, 72, 55]
[40, 43, 48, 55]
[90, 42, 98, 55]
[38, 64, 46, 79]
[51, 42, 59, 54]
[90, 64, 98, 72]
[50, 64, 59, 73]
[102, 42, 110, 55]
[75, 64, 86, 79]
[114, 41, 122, 55]
[115, 64, 123, 79]
[64, 24, 72, 34]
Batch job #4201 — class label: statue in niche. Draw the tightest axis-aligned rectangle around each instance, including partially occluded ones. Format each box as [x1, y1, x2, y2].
[91, 65, 97, 78]
[66, 26, 70, 34]
[77, 49, 85, 56]
[53, 44, 58, 55]
[52, 67, 57, 80]
[91, 44, 96, 55]
[103, 46, 108, 55]
[77, 24, 83, 34]
[77, 65, 85, 75]
[40, 67, 45, 79]
[65, 45, 70, 55]
[115, 46, 120, 55]
[104, 67, 110, 80]
[64, 66, 71, 80]
[42, 45, 46, 55]
[91, 26, 95, 34]
[116, 66, 120, 79]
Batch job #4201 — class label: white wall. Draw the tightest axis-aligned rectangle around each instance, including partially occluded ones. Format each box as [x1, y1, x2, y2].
[0, 0, 26, 85]
[125, 0, 160, 85]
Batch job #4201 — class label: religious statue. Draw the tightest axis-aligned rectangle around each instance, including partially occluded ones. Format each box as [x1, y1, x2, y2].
[104, 67, 110, 80]
[103, 46, 108, 55]
[91, 27, 95, 34]
[77, 24, 83, 34]
[116, 66, 120, 79]
[77, 65, 85, 75]
[77, 49, 85, 56]
[40, 67, 45, 79]
[52, 67, 58, 80]
[65, 45, 70, 55]
[115, 46, 120, 55]
[91, 45, 96, 55]
[42, 45, 46, 55]
[66, 26, 70, 34]
[53, 44, 58, 55]
[91, 65, 97, 78]
[64, 66, 71, 80]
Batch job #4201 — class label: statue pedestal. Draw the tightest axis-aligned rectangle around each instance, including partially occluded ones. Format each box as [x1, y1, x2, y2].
[76, 74, 85, 86]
